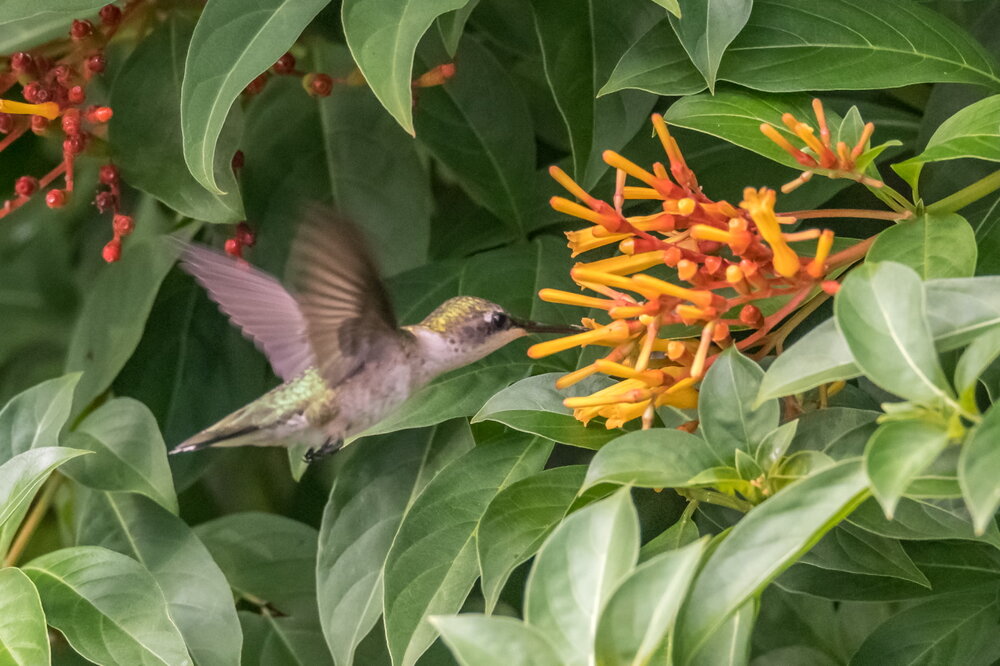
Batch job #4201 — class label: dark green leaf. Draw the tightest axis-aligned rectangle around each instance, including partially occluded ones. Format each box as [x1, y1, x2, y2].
[867, 214, 977, 279]
[62, 398, 177, 514]
[0, 567, 49, 666]
[431, 615, 562, 666]
[0, 0, 103, 23]
[0, 373, 79, 464]
[668, 0, 752, 91]
[585, 428, 720, 488]
[76, 491, 243, 666]
[317, 421, 473, 666]
[865, 420, 950, 519]
[799, 523, 929, 588]
[23, 546, 190, 665]
[239, 611, 333, 666]
[674, 460, 868, 662]
[524, 488, 639, 666]
[0, 12, 74, 52]
[789, 408, 878, 460]
[181, 0, 327, 192]
[848, 497, 1000, 549]
[960, 402, 1000, 535]
[699, 347, 778, 465]
[600, 17, 706, 97]
[477, 465, 588, 611]
[595, 539, 706, 666]
[436, 1, 479, 56]
[640, 511, 701, 562]
[384, 436, 551, 666]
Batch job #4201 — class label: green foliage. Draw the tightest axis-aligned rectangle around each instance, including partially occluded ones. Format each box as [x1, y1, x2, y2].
[3, 1, 1000, 664]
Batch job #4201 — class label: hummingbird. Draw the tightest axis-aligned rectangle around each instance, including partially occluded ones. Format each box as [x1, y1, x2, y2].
[170, 209, 579, 462]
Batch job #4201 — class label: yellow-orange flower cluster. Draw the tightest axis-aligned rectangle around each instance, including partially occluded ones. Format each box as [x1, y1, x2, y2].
[530, 113, 844, 429]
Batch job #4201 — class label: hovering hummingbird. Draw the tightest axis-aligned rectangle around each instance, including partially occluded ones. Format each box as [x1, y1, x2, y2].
[170, 210, 579, 462]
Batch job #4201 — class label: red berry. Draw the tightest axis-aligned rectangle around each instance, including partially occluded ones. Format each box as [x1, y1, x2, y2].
[67, 85, 86, 105]
[10, 52, 33, 73]
[0, 113, 13, 134]
[99, 164, 119, 185]
[22, 82, 46, 103]
[71, 19, 94, 40]
[113, 214, 134, 236]
[244, 73, 267, 96]
[307, 73, 333, 97]
[99, 4, 122, 26]
[231, 150, 244, 171]
[14, 176, 39, 197]
[86, 106, 113, 123]
[102, 238, 121, 262]
[94, 190, 116, 213]
[236, 222, 255, 247]
[30, 116, 49, 133]
[61, 108, 82, 135]
[273, 52, 296, 74]
[45, 189, 66, 208]
[224, 238, 241, 257]
[86, 53, 106, 74]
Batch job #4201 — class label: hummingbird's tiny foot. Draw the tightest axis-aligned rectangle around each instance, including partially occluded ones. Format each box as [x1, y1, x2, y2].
[303, 438, 342, 463]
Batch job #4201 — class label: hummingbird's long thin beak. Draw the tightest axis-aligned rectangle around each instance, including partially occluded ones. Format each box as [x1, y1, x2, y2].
[512, 318, 586, 335]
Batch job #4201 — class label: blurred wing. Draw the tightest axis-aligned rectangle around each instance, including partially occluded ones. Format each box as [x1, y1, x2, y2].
[288, 209, 400, 386]
[178, 242, 316, 381]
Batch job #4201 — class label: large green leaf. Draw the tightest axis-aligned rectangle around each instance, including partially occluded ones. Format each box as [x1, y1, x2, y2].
[0, 373, 79, 464]
[23, 546, 191, 666]
[477, 465, 588, 611]
[317, 421, 474, 666]
[719, 0, 1000, 92]
[954, 327, 1000, 404]
[867, 214, 977, 279]
[687, 600, 755, 666]
[698, 347, 778, 466]
[756, 319, 856, 403]
[239, 611, 333, 666]
[0, 447, 88, 556]
[432, 615, 562, 666]
[594, 539, 706, 666]
[341, 0, 470, 135]
[76, 491, 243, 666]
[798, 523, 929, 588]
[849, 590, 1000, 665]
[181, 0, 327, 193]
[0, 0, 104, 23]
[789, 408, 878, 459]
[195, 512, 319, 619]
[669, 0, 752, 92]
[865, 420, 950, 519]
[599, 17, 706, 97]
[960, 402, 1000, 535]
[473, 373, 619, 450]
[674, 460, 868, 663]
[533, 0, 661, 186]
[383, 436, 551, 666]
[848, 497, 1000, 550]
[834, 262, 954, 404]
[62, 398, 178, 514]
[0, 568, 49, 666]
[585, 428, 720, 489]
[524, 488, 639, 666]
[110, 17, 243, 223]
[414, 34, 536, 237]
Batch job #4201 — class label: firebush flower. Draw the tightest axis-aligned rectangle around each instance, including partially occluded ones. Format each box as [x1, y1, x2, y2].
[530, 112, 864, 429]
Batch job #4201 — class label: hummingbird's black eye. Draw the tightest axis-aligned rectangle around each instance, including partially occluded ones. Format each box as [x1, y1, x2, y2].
[489, 311, 509, 330]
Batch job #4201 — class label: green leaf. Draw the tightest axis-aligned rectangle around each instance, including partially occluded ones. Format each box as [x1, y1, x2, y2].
[0, 12, 76, 52]
[436, 1, 479, 56]
[649, 0, 682, 17]
[954, 326, 1000, 402]
[960, 403, 1000, 535]
[687, 600, 755, 666]
[640, 511, 701, 562]
[76, 491, 243, 666]
[431, 615, 562, 666]
[790, 408, 878, 460]
[534, 0, 660, 186]
[110, 17, 243, 223]
[65, 228, 188, 414]
[865, 420, 951, 520]
[585, 428, 720, 489]
[756, 319, 856, 403]
[239, 612, 333, 666]
[524, 488, 639, 666]
[0, 0, 104, 23]
[195, 512, 319, 619]
[317, 421, 473, 666]
[0, 373, 79, 464]
[181, 0, 327, 193]
[0, 568, 49, 666]
[718, 0, 1000, 92]
[849, 590, 1000, 665]
[893, 94, 1000, 186]
[23, 546, 191, 666]
[835, 262, 954, 405]
[674, 460, 869, 662]
[414, 34, 535, 237]
[799, 523, 929, 588]
[383, 436, 551, 666]
[925, 276, 1000, 350]
[341, 0, 469, 135]
[867, 214, 977, 279]
[62, 398, 178, 514]
[755, 420, 798, 472]
[669, 0, 752, 92]
[477, 465, 588, 611]
[0, 447, 88, 556]
[699, 347, 778, 466]
[595, 539, 706, 666]
[599, 17, 706, 97]
[848, 497, 1000, 549]
[473, 373, 620, 450]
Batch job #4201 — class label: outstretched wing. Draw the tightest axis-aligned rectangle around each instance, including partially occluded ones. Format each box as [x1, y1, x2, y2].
[288, 208, 401, 385]
[178, 242, 316, 382]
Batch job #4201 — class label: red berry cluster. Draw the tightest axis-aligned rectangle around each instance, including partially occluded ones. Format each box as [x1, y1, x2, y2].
[224, 222, 256, 259]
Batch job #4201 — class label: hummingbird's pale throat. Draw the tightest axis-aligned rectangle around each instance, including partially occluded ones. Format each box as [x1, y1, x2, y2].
[170, 210, 579, 462]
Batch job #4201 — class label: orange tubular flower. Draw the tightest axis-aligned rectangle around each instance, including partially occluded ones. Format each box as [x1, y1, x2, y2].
[537, 113, 844, 429]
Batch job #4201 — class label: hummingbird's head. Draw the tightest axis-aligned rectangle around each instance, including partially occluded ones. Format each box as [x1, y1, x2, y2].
[411, 296, 581, 373]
